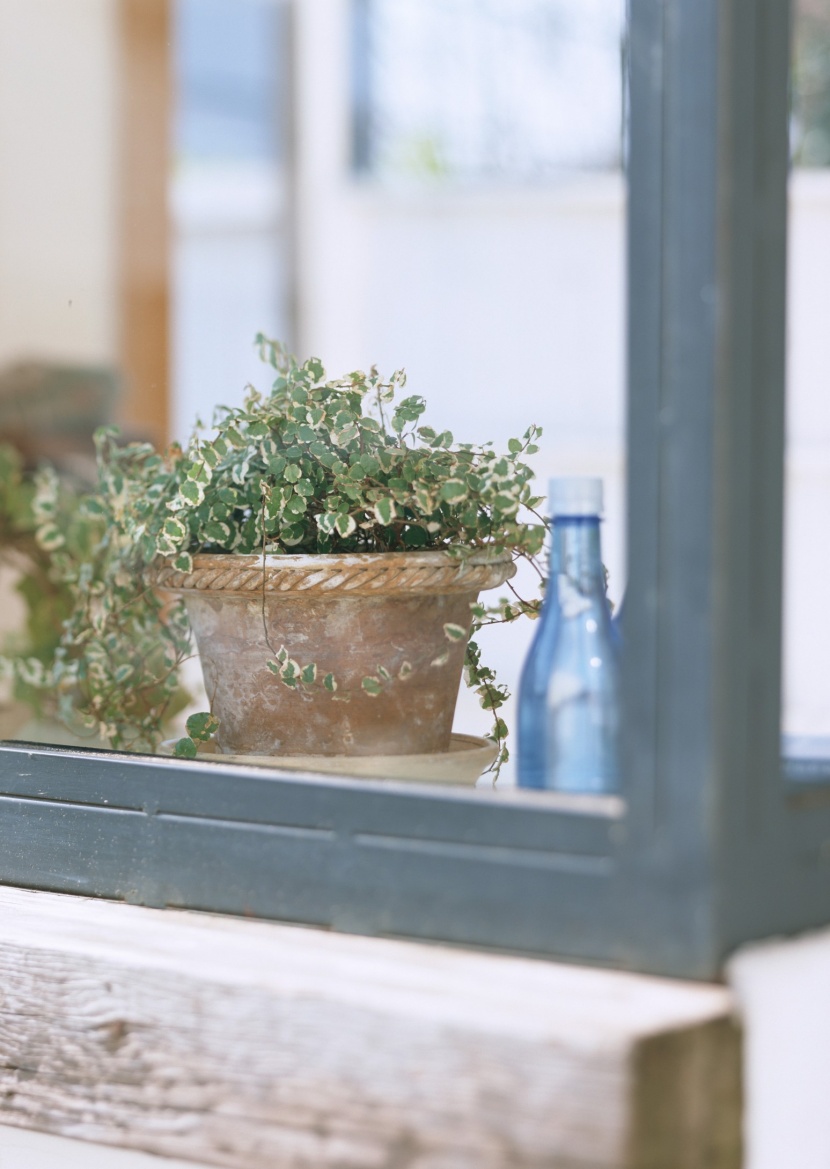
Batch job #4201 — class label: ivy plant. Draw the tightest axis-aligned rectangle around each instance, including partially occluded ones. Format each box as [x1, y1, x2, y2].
[15, 339, 546, 771]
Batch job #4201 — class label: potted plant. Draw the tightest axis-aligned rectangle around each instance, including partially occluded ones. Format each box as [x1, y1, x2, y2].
[20, 339, 545, 773]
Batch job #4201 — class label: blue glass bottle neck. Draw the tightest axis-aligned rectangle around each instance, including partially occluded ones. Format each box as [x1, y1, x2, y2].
[548, 516, 604, 583]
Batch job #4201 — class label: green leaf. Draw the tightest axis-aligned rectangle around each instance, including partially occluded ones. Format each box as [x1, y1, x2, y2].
[203, 520, 233, 545]
[281, 523, 307, 545]
[231, 460, 251, 487]
[162, 516, 188, 544]
[172, 551, 194, 573]
[186, 460, 211, 484]
[305, 357, 325, 382]
[493, 493, 519, 514]
[36, 524, 65, 551]
[264, 453, 286, 476]
[284, 464, 302, 483]
[402, 525, 427, 548]
[323, 672, 337, 692]
[186, 711, 220, 741]
[359, 454, 380, 476]
[301, 662, 317, 685]
[372, 498, 397, 526]
[180, 479, 206, 506]
[284, 495, 307, 519]
[413, 487, 434, 513]
[440, 480, 467, 504]
[334, 512, 356, 537]
[361, 675, 383, 696]
[174, 737, 198, 759]
[443, 622, 467, 642]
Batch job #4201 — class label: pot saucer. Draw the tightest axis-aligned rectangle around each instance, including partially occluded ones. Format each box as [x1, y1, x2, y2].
[159, 732, 497, 786]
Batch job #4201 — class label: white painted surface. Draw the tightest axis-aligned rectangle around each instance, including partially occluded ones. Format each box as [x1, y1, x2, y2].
[0, 1126, 211, 1169]
[0, 0, 118, 367]
[729, 925, 830, 1169]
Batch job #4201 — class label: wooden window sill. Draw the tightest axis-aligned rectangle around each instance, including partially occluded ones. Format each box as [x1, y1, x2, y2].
[0, 886, 739, 1168]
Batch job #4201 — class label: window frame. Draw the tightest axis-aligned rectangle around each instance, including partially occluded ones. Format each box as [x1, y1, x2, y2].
[1, 0, 823, 981]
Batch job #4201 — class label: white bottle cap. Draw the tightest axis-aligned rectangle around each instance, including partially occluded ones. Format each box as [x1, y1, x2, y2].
[548, 476, 604, 517]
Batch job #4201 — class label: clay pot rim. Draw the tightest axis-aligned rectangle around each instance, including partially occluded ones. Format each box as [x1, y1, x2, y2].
[148, 547, 516, 597]
[177, 547, 510, 566]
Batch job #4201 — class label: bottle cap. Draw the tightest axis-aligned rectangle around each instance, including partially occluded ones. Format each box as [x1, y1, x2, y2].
[548, 477, 603, 517]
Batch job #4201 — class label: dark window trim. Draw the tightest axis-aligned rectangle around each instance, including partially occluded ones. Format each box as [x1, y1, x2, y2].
[2, 0, 826, 980]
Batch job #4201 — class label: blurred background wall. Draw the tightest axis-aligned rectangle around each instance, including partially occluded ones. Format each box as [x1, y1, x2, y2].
[0, 0, 828, 767]
[0, 0, 118, 370]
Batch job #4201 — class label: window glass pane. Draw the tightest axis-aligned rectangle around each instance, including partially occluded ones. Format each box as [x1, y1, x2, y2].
[783, 0, 830, 761]
[353, 0, 624, 180]
[0, 0, 626, 795]
[172, 0, 290, 441]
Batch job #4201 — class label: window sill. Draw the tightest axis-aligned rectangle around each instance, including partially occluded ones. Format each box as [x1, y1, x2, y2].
[0, 885, 739, 1168]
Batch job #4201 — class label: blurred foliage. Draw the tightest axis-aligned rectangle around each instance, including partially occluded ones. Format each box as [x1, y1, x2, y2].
[793, 0, 830, 165]
[0, 443, 76, 715]
[0, 443, 189, 737]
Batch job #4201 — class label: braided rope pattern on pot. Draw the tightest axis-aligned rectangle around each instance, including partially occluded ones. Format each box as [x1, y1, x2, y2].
[149, 552, 515, 597]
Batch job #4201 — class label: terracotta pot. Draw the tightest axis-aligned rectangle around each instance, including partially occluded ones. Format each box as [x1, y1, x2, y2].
[152, 550, 514, 757]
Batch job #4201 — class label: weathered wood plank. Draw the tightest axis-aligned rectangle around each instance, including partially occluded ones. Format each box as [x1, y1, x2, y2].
[0, 887, 740, 1168]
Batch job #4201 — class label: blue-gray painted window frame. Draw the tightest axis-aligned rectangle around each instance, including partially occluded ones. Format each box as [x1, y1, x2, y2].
[1, 0, 827, 980]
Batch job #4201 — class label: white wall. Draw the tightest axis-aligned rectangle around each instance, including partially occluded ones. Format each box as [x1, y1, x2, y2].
[0, 0, 118, 367]
[730, 924, 830, 1169]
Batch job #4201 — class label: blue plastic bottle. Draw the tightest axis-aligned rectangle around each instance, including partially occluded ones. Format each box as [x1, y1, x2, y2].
[517, 477, 620, 793]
